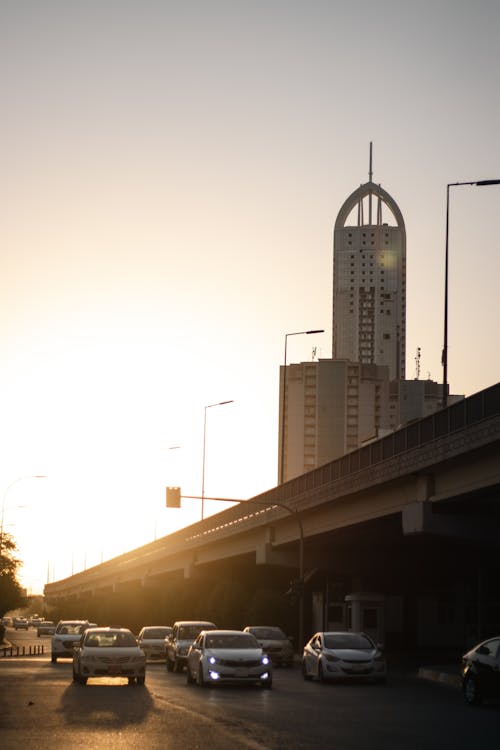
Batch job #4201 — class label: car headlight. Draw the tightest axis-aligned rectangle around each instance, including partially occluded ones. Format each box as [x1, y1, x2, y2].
[261, 655, 270, 666]
[374, 653, 385, 662]
[208, 656, 217, 665]
[325, 653, 341, 662]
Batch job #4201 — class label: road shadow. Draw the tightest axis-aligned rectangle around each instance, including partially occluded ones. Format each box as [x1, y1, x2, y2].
[58, 680, 155, 728]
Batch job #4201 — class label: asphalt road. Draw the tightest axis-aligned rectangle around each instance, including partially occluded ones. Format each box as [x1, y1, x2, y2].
[1, 628, 499, 749]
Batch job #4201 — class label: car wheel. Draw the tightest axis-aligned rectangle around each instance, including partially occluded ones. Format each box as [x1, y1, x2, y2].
[137, 675, 145, 686]
[463, 673, 482, 706]
[197, 665, 207, 687]
[262, 676, 273, 690]
[302, 661, 312, 681]
[318, 661, 326, 683]
[166, 656, 174, 672]
[80, 676, 87, 685]
[51, 655, 57, 664]
[128, 677, 136, 685]
[186, 665, 195, 684]
[72, 666, 79, 682]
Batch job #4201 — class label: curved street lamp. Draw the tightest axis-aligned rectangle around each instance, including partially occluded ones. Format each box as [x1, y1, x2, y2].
[442, 179, 500, 407]
[0, 475, 47, 554]
[201, 400, 234, 520]
[280, 329, 324, 484]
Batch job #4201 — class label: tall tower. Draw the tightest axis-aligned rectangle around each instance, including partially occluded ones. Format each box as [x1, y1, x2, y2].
[332, 145, 406, 380]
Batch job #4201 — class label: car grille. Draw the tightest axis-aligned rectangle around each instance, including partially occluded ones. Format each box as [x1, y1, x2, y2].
[342, 657, 371, 664]
[96, 656, 135, 664]
[218, 658, 262, 667]
[342, 666, 373, 674]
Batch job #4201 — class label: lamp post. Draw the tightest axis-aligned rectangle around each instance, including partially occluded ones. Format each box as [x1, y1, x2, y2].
[442, 179, 500, 407]
[201, 400, 234, 520]
[0, 475, 47, 554]
[280, 329, 324, 484]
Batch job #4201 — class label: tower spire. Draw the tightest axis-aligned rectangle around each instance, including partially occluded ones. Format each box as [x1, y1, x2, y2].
[369, 141, 373, 182]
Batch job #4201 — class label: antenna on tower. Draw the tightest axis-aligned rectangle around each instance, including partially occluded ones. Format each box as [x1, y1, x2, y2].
[415, 347, 421, 380]
[369, 141, 373, 182]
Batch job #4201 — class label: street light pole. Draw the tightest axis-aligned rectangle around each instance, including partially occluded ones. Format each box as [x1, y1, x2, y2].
[442, 179, 500, 408]
[0, 475, 47, 555]
[201, 400, 234, 520]
[280, 329, 324, 484]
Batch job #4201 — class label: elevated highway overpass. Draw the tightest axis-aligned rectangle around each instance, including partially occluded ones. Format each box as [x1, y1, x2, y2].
[45, 383, 500, 648]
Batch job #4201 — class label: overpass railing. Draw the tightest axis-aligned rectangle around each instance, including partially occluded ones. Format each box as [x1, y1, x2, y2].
[273, 382, 500, 505]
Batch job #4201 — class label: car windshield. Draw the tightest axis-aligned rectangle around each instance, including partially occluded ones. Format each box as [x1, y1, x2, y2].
[56, 623, 87, 635]
[85, 631, 137, 648]
[323, 633, 374, 650]
[143, 628, 171, 639]
[179, 624, 214, 639]
[250, 627, 286, 640]
[205, 633, 258, 649]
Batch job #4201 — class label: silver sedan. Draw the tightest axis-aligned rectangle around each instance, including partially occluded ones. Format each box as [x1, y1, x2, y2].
[72, 627, 146, 685]
[302, 631, 386, 683]
[186, 629, 273, 688]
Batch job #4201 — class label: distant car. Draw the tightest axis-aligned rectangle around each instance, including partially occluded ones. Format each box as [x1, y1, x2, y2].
[186, 629, 273, 688]
[166, 620, 217, 672]
[13, 618, 29, 630]
[137, 626, 172, 660]
[37, 621, 56, 637]
[243, 626, 294, 667]
[462, 636, 500, 705]
[1, 616, 13, 627]
[302, 631, 386, 683]
[51, 620, 90, 663]
[72, 627, 146, 685]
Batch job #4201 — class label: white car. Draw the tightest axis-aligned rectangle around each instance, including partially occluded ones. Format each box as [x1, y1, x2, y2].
[186, 629, 273, 688]
[37, 621, 56, 637]
[302, 631, 386, 683]
[166, 620, 216, 672]
[243, 626, 294, 667]
[51, 620, 90, 663]
[72, 627, 146, 685]
[137, 626, 172, 660]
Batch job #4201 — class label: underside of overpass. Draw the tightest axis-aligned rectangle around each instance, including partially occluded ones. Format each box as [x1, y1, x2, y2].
[44, 385, 500, 651]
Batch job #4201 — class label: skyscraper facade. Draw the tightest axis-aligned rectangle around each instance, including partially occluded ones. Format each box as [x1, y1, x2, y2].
[277, 152, 461, 483]
[332, 167, 406, 381]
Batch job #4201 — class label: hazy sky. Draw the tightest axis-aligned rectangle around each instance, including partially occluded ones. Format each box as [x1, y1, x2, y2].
[2, 0, 499, 594]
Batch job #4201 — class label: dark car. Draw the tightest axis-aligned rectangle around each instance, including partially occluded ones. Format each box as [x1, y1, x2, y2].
[462, 636, 500, 705]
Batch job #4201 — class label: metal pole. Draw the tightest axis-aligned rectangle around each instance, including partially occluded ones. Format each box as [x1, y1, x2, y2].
[201, 406, 208, 520]
[442, 184, 450, 408]
[279, 335, 289, 485]
[201, 400, 234, 521]
[280, 330, 324, 485]
[442, 179, 500, 408]
[0, 476, 46, 554]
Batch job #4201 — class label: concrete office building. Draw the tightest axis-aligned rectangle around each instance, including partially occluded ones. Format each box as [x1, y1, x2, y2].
[279, 358, 392, 481]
